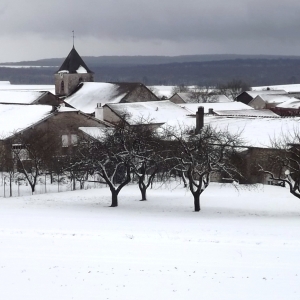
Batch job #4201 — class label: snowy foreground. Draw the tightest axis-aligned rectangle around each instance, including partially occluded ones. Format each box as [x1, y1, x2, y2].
[0, 183, 300, 300]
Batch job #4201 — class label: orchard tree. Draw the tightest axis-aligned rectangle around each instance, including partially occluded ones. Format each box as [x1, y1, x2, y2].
[119, 123, 169, 201]
[9, 129, 60, 194]
[259, 130, 300, 199]
[164, 124, 243, 211]
[72, 127, 131, 207]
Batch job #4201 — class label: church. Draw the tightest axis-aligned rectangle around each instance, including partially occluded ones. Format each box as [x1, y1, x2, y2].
[55, 46, 160, 115]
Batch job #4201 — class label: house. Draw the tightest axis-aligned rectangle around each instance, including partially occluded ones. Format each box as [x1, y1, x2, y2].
[97, 100, 191, 128]
[169, 92, 231, 104]
[0, 90, 60, 106]
[0, 104, 110, 166]
[236, 90, 288, 105]
[197, 113, 300, 184]
[179, 101, 254, 115]
[271, 98, 300, 116]
[169, 92, 190, 104]
[252, 84, 300, 94]
[211, 109, 279, 117]
[0, 82, 55, 93]
[64, 82, 160, 115]
[248, 95, 294, 109]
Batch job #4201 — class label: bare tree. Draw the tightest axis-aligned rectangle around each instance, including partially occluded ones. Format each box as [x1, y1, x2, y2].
[188, 85, 219, 103]
[9, 129, 60, 194]
[164, 125, 243, 211]
[72, 127, 131, 207]
[119, 123, 169, 201]
[171, 84, 190, 94]
[217, 80, 251, 101]
[259, 130, 300, 199]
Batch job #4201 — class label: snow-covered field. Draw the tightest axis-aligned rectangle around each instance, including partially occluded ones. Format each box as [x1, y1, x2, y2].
[0, 182, 300, 299]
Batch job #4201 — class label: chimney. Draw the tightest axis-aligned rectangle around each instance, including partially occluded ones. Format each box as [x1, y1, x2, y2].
[95, 103, 103, 120]
[195, 106, 204, 133]
[208, 108, 214, 114]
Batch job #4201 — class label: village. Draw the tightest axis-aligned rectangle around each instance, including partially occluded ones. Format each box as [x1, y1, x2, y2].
[1, 47, 300, 299]
[1, 46, 300, 203]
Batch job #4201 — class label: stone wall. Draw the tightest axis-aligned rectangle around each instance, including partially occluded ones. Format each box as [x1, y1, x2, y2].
[55, 73, 94, 96]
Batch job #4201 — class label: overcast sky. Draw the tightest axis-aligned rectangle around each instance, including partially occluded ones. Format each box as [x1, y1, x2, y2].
[0, 0, 300, 62]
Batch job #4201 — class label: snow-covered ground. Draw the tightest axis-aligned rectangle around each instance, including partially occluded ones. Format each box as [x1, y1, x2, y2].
[0, 182, 300, 299]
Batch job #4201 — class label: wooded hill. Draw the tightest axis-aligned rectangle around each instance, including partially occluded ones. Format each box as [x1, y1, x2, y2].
[1, 55, 300, 86]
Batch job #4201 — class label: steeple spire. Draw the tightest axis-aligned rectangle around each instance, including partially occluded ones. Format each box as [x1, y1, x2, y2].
[72, 30, 75, 48]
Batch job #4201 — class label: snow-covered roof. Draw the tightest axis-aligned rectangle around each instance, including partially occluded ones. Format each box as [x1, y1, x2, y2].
[76, 65, 87, 74]
[105, 100, 191, 125]
[252, 84, 300, 93]
[79, 127, 110, 140]
[276, 98, 300, 109]
[65, 82, 145, 114]
[0, 104, 53, 139]
[160, 112, 300, 148]
[148, 86, 176, 99]
[252, 94, 292, 104]
[0, 90, 49, 104]
[214, 109, 279, 117]
[214, 95, 232, 103]
[0, 84, 55, 93]
[175, 93, 231, 103]
[245, 90, 288, 98]
[205, 116, 300, 148]
[180, 102, 253, 114]
[176, 92, 192, 102]
[57, 106, 78, 112]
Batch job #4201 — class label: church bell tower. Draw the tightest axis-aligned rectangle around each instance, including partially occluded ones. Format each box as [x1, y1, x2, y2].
[54, 46, 94, 97]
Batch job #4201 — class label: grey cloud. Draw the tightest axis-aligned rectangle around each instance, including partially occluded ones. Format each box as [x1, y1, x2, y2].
[1, 0, 300, 62]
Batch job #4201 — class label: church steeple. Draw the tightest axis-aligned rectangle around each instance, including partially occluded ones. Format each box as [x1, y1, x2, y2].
[55, 46, 94, 97]
[56, 47, 93, 75]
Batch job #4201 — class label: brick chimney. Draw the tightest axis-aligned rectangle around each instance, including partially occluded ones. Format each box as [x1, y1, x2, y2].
[195, 106, 204, 133]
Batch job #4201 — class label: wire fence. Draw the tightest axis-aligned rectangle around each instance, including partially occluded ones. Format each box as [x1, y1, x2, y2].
[0, 172, 107, 198]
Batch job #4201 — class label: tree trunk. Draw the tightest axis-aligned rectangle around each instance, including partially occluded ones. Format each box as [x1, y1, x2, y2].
[111, 190, 118, 207]
[193, 193, 201, 212]
[140, 186, 147, 201]
[9, 174, 12, 197]
[139, 181, 147, 201]
[31, 184, 35, 194]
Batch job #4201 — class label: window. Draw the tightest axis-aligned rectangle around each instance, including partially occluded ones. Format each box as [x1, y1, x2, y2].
[71, 134, 78, 146]
[62, 134, 78, 147]
[62, 135, 69, 147]
[12, 144, 25, 150]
